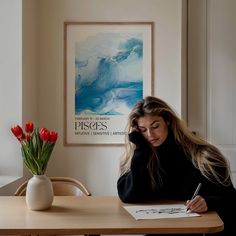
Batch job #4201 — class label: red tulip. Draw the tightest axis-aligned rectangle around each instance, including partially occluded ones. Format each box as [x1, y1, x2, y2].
[49, 131, 58, 143]
[39, 128, 50, 141]
[11, 125, 23, 138]
[26, 133, 31, 141]
[25, 122, 34, 133]
[18, 133, 26, 142]
[11, 121, 58, 175]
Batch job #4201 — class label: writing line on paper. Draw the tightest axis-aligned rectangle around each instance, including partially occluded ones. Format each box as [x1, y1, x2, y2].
[123, 204, 200, 220]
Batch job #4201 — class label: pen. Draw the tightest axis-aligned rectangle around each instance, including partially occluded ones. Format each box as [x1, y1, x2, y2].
[186, 183, 202, 212]
[191, 183, 202, 200]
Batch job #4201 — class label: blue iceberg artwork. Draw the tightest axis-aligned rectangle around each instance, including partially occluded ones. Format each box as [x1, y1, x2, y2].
[75, 32, 143, 115]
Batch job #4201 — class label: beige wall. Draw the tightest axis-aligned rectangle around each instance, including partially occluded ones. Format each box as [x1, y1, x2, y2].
[1, 0, 185, 196]
[187, 0, 236, 185]
[37, 0, 185, 196]
[0, 0, 23, 195]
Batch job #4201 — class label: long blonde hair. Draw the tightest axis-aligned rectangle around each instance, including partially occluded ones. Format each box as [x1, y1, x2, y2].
[120, 96, 231, 189]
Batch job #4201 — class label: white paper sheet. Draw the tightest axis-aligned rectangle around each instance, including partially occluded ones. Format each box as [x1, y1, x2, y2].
[123, 204, 200, 220]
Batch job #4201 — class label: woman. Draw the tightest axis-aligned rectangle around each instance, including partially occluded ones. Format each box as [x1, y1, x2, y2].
[117, 96, 236, 236]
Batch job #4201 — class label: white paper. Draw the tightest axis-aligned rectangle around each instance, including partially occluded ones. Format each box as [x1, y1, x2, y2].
[123, 204, 200, 220]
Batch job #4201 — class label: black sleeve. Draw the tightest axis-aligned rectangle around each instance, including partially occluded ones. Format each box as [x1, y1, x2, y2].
[198, 164, 236, 210]
[117, 131, 155, 203]
[202, 176, 236, 212]
[202, 176, 236, 234]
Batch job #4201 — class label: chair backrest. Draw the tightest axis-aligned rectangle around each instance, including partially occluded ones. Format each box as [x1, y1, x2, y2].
[14, 176, 91, 197]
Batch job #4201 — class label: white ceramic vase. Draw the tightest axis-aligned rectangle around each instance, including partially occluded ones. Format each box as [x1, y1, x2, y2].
[26, 175, 54, 211]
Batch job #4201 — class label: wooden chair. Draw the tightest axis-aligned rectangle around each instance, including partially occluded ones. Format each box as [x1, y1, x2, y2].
[14, 176, 91, 196]
[14, 176, 93, 236]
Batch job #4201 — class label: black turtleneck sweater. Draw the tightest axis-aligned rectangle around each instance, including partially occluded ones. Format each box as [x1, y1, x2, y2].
[117, 131, 236, 235]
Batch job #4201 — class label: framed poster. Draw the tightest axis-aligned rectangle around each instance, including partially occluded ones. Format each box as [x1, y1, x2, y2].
[64, 22, 154, 145]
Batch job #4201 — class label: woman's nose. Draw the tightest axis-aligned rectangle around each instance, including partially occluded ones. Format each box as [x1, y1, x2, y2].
[146, 128, 153, 136]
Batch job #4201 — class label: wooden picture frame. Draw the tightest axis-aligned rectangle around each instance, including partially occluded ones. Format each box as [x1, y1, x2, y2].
[64, 22, 154, 145]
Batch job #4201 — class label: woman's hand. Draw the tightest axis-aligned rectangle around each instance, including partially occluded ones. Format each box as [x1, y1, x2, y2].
[185, 195, 208, 213]
[128, 130, 152, 150]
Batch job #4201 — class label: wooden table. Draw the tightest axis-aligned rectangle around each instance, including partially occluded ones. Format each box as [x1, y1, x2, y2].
[0, 196, 224, 235]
